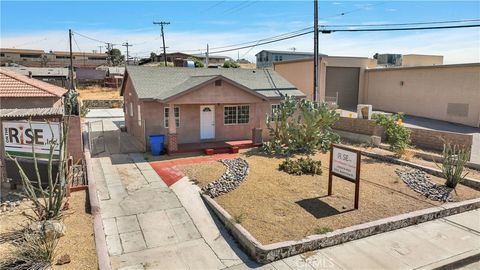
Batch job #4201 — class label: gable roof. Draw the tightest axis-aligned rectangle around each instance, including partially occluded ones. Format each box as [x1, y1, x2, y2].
[122, 66, 304, 100]
[0, 68, 67, 98]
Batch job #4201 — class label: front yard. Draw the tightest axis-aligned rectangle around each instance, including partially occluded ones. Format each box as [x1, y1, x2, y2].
[177, 148, 480, 245]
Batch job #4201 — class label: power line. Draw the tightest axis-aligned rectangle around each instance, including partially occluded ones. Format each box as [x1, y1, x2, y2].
[322, 18, 480, 28]
[208, 23, 480, 54]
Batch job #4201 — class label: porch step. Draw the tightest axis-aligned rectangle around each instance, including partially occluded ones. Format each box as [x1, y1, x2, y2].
[204, 146, 239, 155]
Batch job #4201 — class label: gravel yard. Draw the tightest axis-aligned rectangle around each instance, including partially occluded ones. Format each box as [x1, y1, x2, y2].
[178, 148, 480, 244]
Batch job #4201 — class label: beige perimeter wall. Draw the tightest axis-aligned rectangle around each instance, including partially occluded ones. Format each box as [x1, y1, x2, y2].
[364, 64, 480, 127]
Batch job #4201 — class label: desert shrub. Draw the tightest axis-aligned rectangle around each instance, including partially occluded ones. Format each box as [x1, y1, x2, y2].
[436, 142, 470, 188]
[79, 102, 90, 118]
[372, 112, 411, 155]
[279, 157, 322, 175]
[0, 229, 58, 270]
[263, 95, 340, 156]
[232, 212, 246, 224]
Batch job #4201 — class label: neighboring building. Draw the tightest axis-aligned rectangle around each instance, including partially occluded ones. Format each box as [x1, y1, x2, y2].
[96, 66, 125, 88]
[120, 66, 305, 152]
[255, 50, 325, 68]
[76, 68, 107, 87]
[151, 52, 232, 68]
[0, 67, 67, 109]
[0, 68, 84, 186]
[0, 68, 66, 185]
[376, 53, 443, 67]
[3, 66, 70, 88]
[274, 56, 377, 109]
[1, 48, 108, 68]
[274, 57, 480, 127]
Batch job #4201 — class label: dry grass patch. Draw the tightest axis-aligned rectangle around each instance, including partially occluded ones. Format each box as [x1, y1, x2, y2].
[179, 149, 480, 244]
[0, 190, 97, 269]
[78, 85, 120, 100]
[177, 161, 226, 188]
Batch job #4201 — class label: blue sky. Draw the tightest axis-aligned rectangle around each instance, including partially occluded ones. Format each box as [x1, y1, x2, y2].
[1, 1, 479, 63]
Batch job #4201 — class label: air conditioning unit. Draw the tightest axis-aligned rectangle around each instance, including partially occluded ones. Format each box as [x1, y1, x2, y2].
[357, 104, 373, 120]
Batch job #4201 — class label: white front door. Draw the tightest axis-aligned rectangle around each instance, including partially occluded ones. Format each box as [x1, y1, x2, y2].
[200, 105, 215, 140]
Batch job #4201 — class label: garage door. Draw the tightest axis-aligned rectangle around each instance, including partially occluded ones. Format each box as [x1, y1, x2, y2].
[325, 67, 360, 110]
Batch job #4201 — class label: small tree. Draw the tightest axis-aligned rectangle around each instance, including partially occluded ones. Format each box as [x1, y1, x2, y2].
[372, 112, 411, 155]
[109, 48, 125, 66]
[189, 57, 204, 67]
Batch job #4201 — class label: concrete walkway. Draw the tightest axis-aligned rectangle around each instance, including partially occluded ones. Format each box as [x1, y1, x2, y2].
[92, 152, 480, 269]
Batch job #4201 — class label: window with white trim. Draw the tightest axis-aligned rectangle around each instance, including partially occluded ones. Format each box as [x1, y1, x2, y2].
[224, 105, 249, 125]
[129, 102, 133, 117]
[271, 104, 280, 115]
[164, 107, 180, 128]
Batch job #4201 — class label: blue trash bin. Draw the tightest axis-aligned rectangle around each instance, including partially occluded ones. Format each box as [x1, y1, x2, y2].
[149, 135, 165, 156]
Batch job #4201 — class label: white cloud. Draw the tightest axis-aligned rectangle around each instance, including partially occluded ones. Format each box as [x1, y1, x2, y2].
[1, 27, 479, 64]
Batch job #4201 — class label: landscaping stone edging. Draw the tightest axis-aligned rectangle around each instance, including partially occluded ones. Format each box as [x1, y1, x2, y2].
[201, 193, 480, 264]
[83, 130, 111, 270]
[202, 158, 249, 198]
[360, 149, 480, 191]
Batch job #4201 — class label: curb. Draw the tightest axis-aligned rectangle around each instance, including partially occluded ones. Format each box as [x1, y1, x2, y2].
[84, 130, 111, 270]
[202, 194, 480, 264]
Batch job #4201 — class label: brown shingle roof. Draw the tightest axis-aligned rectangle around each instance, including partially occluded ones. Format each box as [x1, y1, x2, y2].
[0, 68, 67, 98]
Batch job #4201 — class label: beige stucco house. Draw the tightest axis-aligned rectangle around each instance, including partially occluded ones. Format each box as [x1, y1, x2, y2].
[120, 66, 305, 152]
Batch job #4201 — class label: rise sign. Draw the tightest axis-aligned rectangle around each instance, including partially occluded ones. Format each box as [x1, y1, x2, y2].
[2, 121, 61, 160]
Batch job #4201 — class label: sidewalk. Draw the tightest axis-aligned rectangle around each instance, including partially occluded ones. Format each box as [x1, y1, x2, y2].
[92, 151, 480, 269]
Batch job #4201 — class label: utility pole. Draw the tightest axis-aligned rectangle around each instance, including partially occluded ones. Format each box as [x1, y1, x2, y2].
[98, 45, 103, 53]
[122, 42, 132, 65]
[68, 29, 75, 91]
[313, 0, 319, 102]
[205, 44, 209, 68]
[153, 21, 170, 67]
[106, 43, 113, 66]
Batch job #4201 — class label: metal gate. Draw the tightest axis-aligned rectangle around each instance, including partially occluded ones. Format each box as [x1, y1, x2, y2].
[88, 120, 106, 155]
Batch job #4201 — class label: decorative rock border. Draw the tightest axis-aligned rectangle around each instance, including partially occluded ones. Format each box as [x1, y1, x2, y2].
[360, 149, 480, 191]
[202, 194, 480, 264]
[201, 158, 249, 198]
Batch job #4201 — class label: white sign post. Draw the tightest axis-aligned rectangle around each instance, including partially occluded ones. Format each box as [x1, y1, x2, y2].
[2, 121, 61, 160]
[328, 144, 361, 209]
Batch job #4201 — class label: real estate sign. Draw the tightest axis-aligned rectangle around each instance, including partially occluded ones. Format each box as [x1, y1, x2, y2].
[328, 144, 361, 209]
[2, 121, 61, 160]
[331, 147, 358, 181]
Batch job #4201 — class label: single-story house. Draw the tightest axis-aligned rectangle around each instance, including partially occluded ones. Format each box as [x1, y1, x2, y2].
[3, 66, 70, 88]
[120, 66, 305, 153]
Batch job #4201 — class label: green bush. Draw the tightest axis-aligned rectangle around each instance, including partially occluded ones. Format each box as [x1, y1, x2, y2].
[263, 95, 340, 156]
[279, 157, 322, 175]
[372, 112, 411, 155]
[436, 142, 470, 188]
[222, 60, 240, 68]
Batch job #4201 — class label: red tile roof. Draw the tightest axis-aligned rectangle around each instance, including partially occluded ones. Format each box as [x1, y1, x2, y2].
[0, 68, 67, 98]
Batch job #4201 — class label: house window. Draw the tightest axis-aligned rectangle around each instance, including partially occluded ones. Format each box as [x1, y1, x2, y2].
[214, 80, 222, 86]
[164, 107, 180, 128]
[274, 55, 279, 61]
[271, 104, 280, 114]
[224, 105, 249, 125]
[278, 56, 283, 61]
[129, 103, 133, 117]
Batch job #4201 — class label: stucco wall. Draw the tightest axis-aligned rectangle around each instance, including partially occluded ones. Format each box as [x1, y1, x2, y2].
[122, 76, 146, 147]
[364, 64, 480, 127]
[402, 55, 443, 67]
